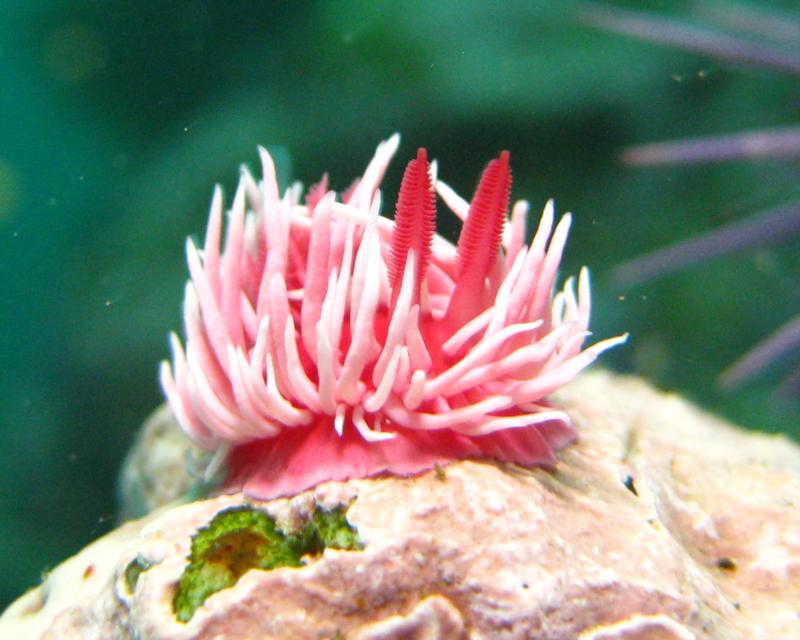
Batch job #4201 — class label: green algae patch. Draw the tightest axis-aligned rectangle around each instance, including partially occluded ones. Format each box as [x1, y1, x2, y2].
[303, 506, 362, 551]
[173, 504, 361, 622]
[124, 557, 152, 593]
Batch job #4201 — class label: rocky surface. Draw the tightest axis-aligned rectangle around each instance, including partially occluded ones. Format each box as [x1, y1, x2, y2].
[116, 404, 207, 522]
[2, 370, 799, 639]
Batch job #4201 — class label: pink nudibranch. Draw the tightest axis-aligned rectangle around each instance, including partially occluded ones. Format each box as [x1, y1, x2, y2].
[160, 134, 627, 499]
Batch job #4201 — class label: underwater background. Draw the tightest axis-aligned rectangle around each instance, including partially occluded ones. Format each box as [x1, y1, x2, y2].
[1, 0, 799, 610]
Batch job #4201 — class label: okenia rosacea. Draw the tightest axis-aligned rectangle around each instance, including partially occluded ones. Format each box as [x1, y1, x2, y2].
[160, 134, 627, 499]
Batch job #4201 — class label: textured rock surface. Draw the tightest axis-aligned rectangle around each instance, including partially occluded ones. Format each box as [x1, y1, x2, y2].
[2, 370, 800, 639]
[117, 404, 207, 521]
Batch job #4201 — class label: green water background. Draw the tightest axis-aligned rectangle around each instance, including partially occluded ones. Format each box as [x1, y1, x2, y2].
[1, 0, 799, 609]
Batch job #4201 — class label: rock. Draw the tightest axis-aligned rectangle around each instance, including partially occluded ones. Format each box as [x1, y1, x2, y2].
[116, 404, 206, 521]
[2, 371, 799, 639]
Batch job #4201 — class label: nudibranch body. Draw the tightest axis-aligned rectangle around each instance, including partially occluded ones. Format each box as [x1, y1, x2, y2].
[161, 134, 626, 499]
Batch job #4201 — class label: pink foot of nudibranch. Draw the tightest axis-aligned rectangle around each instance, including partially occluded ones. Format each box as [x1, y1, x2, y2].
[160, 134, 627, 499]
[226, 412, 578, 499]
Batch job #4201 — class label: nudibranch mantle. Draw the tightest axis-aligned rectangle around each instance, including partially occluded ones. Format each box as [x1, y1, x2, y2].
[160, 134, 627, 499]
